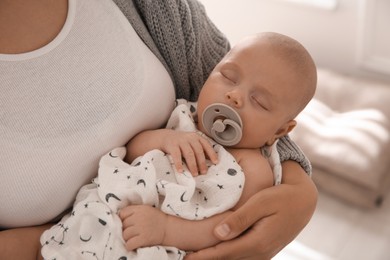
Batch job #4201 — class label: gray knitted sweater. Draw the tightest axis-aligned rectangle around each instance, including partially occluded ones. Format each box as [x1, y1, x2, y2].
[113, 0, 311, 175]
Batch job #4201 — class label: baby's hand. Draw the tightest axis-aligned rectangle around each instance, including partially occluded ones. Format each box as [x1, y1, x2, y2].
[119, 205, 167, 251]
[161, 130, 218, 176]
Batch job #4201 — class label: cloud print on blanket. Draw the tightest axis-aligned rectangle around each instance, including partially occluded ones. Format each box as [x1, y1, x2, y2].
[41, 100, 245, 260]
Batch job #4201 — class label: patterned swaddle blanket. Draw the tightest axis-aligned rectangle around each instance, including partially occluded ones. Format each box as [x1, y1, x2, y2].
[41, 100, 248, 260]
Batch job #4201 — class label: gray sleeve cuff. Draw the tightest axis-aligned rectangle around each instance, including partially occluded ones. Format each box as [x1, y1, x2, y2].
[277, 135, 312, 176]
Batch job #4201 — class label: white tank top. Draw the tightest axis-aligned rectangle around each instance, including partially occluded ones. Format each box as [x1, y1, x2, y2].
[0, 0, 175, 228]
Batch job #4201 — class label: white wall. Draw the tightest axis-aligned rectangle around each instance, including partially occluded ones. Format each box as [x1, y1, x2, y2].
[199, 0, 390, 83]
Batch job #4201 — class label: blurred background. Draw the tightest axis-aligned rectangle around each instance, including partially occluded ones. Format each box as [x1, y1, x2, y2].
[199, 0, 390, 259]
[200, 0, 390, 82]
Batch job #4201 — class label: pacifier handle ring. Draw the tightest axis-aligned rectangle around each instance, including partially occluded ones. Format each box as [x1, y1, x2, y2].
[211, 118, 243, 146]
[202, 103, 243, 146]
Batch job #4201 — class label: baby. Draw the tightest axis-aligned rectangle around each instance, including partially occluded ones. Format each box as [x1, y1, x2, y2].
[120, 31, 317, 252]
[41, 32, 316, 259]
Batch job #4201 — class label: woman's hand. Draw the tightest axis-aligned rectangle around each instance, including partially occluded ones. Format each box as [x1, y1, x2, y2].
[185, 161, 318, 260]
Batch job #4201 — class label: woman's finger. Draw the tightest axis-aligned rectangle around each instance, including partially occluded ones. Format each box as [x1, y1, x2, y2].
[186, 215, 283, 260]
[185, 230, 256, 260]
[214, 189, 276, 241]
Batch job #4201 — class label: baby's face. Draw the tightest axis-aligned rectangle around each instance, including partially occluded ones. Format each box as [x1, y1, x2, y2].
[197, 37, 302, 148]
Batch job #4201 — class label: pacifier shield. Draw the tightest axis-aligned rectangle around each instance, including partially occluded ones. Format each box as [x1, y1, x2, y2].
[201, 103, 243, 146]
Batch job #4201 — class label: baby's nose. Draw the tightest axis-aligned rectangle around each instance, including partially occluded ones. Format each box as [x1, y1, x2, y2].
[226, 91, 243, 107]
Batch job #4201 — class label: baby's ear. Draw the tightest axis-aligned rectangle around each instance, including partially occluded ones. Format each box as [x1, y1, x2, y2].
[266, 120, 297, 146]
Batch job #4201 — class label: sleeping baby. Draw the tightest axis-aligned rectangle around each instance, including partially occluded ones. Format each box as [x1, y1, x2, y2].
[40, 32, 316, 259]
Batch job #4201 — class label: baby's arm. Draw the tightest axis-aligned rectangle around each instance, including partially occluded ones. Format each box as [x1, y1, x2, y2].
[126, 129, 218, 175]
[119, 204, 232, 252]
[228, 148, 275, 210]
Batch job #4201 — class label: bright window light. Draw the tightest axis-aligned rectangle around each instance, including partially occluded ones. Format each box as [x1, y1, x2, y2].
[279, 0, 338, 10]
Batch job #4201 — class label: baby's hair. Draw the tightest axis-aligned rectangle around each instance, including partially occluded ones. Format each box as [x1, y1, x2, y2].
[258, 32, 317, 117]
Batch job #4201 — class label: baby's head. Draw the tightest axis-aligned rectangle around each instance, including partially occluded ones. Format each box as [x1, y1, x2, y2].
[197, 32, 317, 148]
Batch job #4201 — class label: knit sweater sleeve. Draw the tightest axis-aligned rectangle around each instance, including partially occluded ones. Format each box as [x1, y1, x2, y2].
[277, 135, 312, 175]
[114, 0, 231, 101]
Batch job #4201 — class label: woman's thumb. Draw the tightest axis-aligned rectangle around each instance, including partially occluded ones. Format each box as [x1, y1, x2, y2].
[214, 210, 255, 240]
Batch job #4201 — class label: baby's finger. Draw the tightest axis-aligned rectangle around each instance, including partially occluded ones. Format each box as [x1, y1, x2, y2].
[190, 140, 209, 174]
[180, 143, 199, 176]
[118, 205, 136, 220]
[122, 226, 139, 242]
[199, 138, 218, 165]
[168, 146, 184, 173]
[124, 235, 143, 251]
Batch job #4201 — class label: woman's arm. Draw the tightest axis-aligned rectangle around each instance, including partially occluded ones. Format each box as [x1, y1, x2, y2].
[0, 224, 52, 260]
[186, 160, 318, 260]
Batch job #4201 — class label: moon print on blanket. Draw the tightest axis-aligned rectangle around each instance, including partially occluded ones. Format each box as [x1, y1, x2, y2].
[97, 147, 160, 212]
[98, 143, 244, 221]
[41, 99, 246, 259]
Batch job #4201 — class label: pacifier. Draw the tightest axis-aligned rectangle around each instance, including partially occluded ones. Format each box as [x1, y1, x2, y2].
[201, 103, 243, 146]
